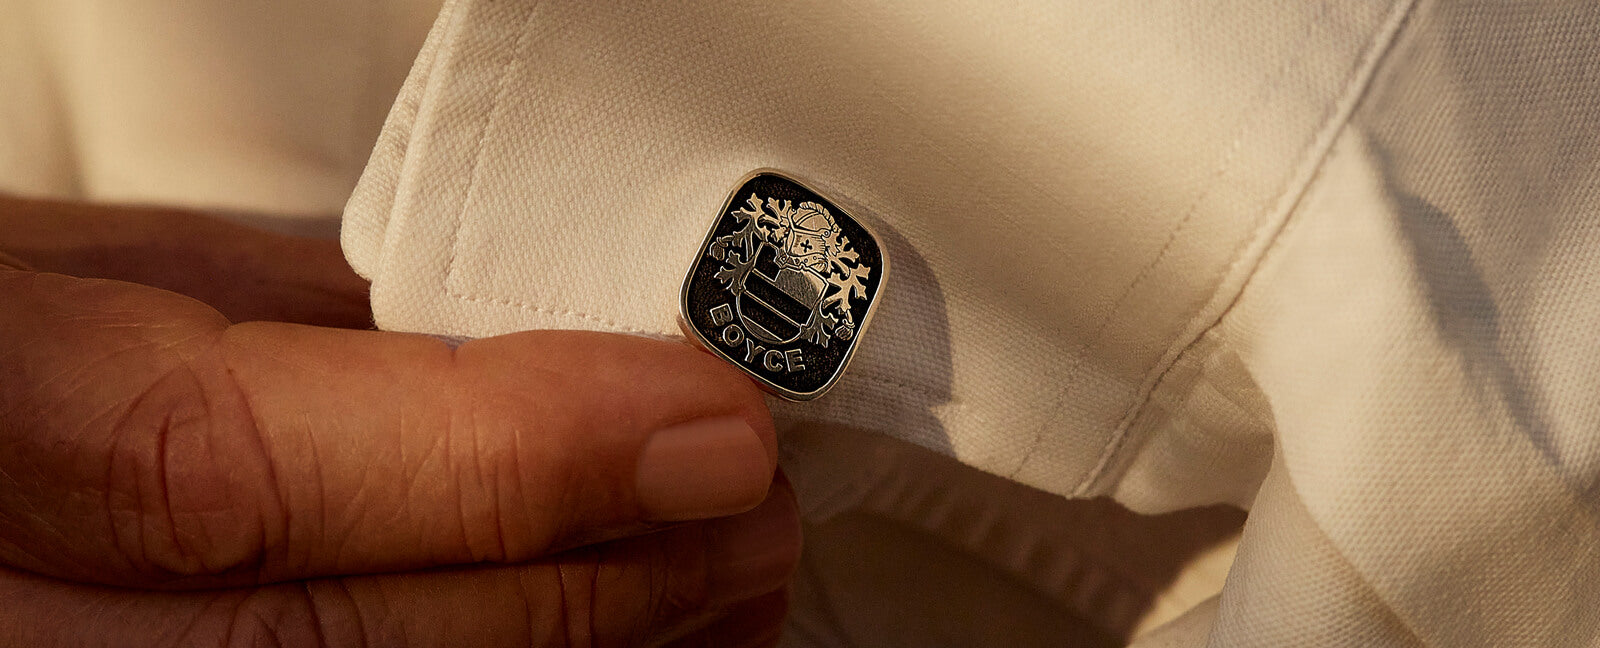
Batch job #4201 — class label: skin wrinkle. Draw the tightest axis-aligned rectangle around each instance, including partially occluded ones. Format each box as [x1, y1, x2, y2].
[8, 282, 213, 446]
[68, 382, 155, 450]
[445, 403, 474, 566]
[482, 409, 513, 564]
[147, 372, 228, 578]
[0, 533, 60, 581]
[208, 335, 288, 586]
[0, 456, 25, 510]
[263, 625, 291, 648]
[249, 602, 291, 648]
[185, 590, 246, 648]
[297, 580, 331, 648]
[325, 477, 363, 575]
[10, 313, 222, 579]
[517, 571, 540, 647]
[197, 411, 265, 575]
[76, 585, 131, 639]
[108, 402, 152, 580]
[301, 411, 327, 578]
[651, 527, 685, 646]
[395, 408, 447, 562]
[466, 403, 509, 563]
[244, 592, 299, 648]
[688, 527, 714, 625]
[454, 407, 488, 562]
[93, 340, 286, 586]
[216, 592, 246, 646]
[503, 569, 539, 647]
[551, 415, 588, 559]
[152, 406, 188, 575]
[505, 383, 535, 562]
[550, 564, 575, 647]
[647, 525, 714, 647]
[326, 578, 375, 648]
[392, 338, 461, 565]
[556, 547, 601, 648]
[56, 297, 192, 581]
[438, 338, 685, 558]
[99, 369, 168, 576]
[586, 543, 605, 648]
[25, 342, 155, 417]
[101, 422, 130, 579]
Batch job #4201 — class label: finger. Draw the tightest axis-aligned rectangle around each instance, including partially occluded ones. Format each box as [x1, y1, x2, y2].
[0, 268, 776, 589]
[0, 481, 801, 648]
[0, 193, 369, 328]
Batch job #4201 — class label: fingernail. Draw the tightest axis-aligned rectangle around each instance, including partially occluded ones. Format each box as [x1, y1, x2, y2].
[706, 478, 801, 606]
[636, 416, 773, 521]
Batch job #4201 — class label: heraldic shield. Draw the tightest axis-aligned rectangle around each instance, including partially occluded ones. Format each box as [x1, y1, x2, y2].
[681, 171, 887, 400]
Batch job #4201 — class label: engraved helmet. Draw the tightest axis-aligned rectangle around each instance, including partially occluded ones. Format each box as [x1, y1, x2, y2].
[783, 202, 838, 276]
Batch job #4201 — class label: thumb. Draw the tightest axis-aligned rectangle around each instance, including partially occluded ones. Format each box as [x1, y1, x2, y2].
[0, 267, 776, 588]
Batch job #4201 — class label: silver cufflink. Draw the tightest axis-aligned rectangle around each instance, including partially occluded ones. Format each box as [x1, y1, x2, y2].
[681, 171, 887, 400]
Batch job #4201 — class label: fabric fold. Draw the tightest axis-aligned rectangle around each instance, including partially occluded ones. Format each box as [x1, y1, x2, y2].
[342, 0, 1600, 645]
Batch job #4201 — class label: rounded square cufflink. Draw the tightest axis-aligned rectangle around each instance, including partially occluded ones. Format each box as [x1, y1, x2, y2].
[681, 171, 887, 401]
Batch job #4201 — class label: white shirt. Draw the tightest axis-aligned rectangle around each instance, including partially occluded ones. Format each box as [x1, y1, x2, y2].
[8, 1, 1600, 646]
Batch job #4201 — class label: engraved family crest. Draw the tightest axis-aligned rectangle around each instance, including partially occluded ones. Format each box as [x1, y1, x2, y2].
[681, 172, 886, 400]
[707, 194, 871, 347]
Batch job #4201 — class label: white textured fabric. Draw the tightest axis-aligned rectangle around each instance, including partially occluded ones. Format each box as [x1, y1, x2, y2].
[342, 1, 1600, 645]
[343, 0, 1403, 504]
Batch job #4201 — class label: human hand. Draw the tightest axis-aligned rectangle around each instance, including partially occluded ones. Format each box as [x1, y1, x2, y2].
[0, 195, 799, 646]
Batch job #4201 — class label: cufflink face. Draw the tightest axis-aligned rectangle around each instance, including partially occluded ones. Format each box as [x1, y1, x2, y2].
[681, 171, 886, 401]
